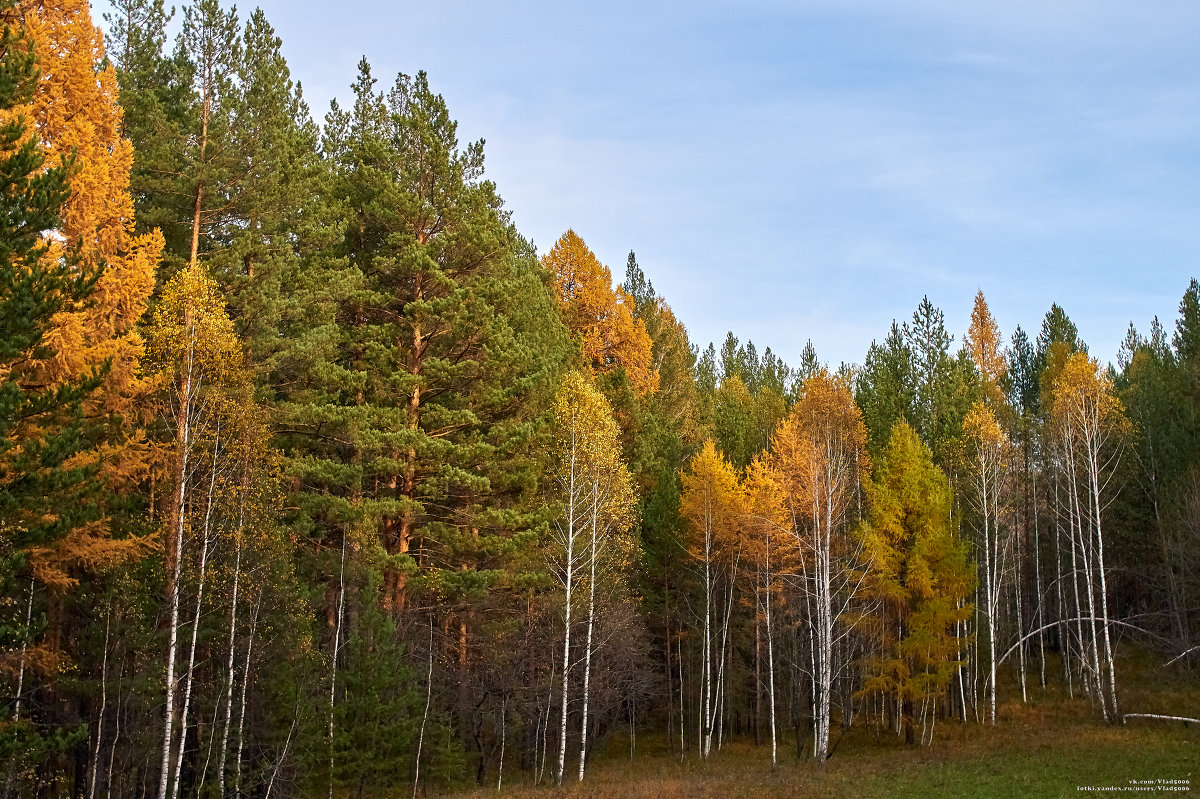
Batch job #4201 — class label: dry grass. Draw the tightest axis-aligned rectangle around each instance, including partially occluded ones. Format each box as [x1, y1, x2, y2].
[447, 651, 1198, 798]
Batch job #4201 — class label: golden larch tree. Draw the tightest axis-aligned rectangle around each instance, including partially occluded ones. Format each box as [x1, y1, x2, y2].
[542, 230, 658, 395]
[9, 0, 163, 587]
[965, 290, 1006, 407]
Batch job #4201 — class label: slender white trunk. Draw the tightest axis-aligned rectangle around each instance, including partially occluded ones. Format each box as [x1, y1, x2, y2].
[413, 619, 434, 799]
[265, 709, 298, 799]
[88, 611, 111, 799]
[1054, 475, 1073, 698]
[764, 535, 777, 767]
[578, 487, 599, 781]
[956, 604, 968, 722]
[714, 558, 736, 753]
[980, 452, 998, 726]
[235, 598, 260, 798]
[701, 506, 713, 758]
[218, 517, 243, 799]
[328, 533, 346, 799]
[496, 698, 507, 792]
[556, 443, 577, 786]
[677, 633, 686, 759]
[172, 431, 220, 799]
[160, 327, 196, 799]
[105, 656, 122, 799]
[1032, 467, 1046, 689]
[197, 697, 218, 796]
[13, 579, 33, 724]
[1068, 439, 1103, 714]
[1015, 487, 1028, 704]
[1087, 434, 1120, 722]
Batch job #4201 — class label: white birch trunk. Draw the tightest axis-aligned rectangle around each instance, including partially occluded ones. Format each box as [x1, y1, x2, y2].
[159, 325, 197, 799]
[217, 519, 242, 799]
[1086, 426, 1120, 721]
[171, 431, 220, 799]
[87, 611, 111, 799]
[555, 439, 578, 786]
[578, 488, 599, 781]
[496, 698, 507, 792]
[235, 598, 260, 798]
[701, 502, 713, 759]
[327, 534, 346, 799]
[765, 544, 777, 767]
[412, 619, 434, 799]
[13, 579, 33, 723]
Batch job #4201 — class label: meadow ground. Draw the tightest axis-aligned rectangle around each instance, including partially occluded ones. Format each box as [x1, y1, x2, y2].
[452, 651, 1198, 799]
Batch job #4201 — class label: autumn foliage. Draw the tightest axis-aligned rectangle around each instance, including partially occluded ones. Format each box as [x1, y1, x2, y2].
[543, 230, 658, 396]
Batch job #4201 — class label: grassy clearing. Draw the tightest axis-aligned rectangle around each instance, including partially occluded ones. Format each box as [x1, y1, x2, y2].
[452, 652, 1198, 798]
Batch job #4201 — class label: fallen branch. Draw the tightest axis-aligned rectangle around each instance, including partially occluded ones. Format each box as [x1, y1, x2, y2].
[1123, 713, 1200, 724]
[1163, 646, 1200, 669]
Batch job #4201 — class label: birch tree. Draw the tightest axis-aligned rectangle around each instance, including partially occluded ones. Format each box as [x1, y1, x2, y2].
[742, 456, 791, 767]
[1048, 352, 1129, 723]
[769, 370, 868, 762]
[144, 262, 241, 799]
[679, 440, 742, 759]
[963, 402, 1012, 725]
[546, 372, 634, 784]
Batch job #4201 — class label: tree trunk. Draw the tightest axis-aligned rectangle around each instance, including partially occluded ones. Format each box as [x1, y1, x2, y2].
[327, 534, 346, 799]
[577, 490, 599, 782]
[235, 598, 260, 798]
[160, 321, 197, 799]
[412, 619, 434, 799]
[172, 432, 220, 799]
[218, 514, 243, 799]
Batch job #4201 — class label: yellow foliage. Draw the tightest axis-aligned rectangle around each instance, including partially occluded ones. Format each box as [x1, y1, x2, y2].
[542, 230, 658, 395]
[770, 370, 868, 536]
[9, 0, 162, 404]
[2, 0, 162, 588]
[962, 401, 1006, 450]
[552, 371, 636, 536]
[1049, 352, 1130, 442]
[964, 290, 1006, 405]
[680, 440, 744, 563]
[146, 263, 243, 379]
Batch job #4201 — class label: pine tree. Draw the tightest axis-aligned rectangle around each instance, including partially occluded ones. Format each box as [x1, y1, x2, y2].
[856, 321, 916, 458]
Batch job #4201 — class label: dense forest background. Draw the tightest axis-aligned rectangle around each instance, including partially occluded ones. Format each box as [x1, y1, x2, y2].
[1, 1, 1198, 796]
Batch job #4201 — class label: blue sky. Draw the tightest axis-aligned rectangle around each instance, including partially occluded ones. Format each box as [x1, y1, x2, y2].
[97, 0, 1200, 369]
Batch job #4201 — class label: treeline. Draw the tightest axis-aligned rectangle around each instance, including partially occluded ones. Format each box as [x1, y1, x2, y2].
[1, 0, 1197, 796]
